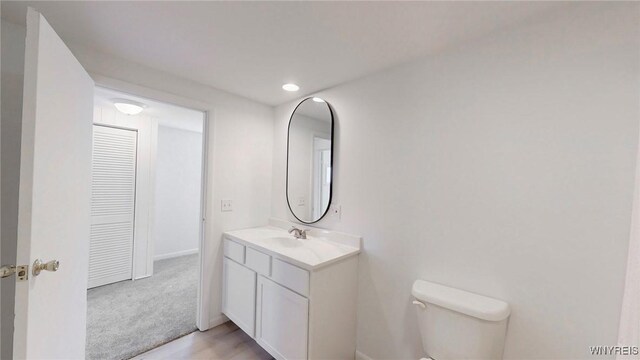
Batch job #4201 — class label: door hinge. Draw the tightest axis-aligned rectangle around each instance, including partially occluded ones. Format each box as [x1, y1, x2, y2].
[0, 264, 29, 281]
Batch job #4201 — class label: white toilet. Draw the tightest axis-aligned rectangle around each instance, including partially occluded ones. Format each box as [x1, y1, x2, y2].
[412, 280, 511, 360]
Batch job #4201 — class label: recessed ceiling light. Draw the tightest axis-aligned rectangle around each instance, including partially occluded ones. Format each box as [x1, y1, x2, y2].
[282, 83, 300, 92]
[312, 97, 325, 103]
[112, 98, 146, 115]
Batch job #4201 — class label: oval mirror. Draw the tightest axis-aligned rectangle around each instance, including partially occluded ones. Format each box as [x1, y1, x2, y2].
[287, 97, 334, 223]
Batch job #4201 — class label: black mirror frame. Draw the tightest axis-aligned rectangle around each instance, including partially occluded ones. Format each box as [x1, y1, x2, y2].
[285, 97, 335, 224]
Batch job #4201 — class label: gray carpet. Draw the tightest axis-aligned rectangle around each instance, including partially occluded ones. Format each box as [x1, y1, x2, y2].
[86, 254, 199, 360]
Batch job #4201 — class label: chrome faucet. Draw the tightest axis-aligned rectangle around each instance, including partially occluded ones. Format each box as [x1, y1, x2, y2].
[288, 226, 307, 239]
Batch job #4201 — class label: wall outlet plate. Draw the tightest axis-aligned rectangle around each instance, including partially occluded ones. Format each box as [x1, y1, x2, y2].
[221, 200, 232, 212]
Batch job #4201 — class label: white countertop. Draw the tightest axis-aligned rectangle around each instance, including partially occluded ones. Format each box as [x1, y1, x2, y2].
[223, 221, 361, 270]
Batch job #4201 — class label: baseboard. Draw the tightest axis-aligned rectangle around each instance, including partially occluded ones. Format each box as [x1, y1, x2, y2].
[356, 350, 374, 360]
[154, 248, 198, 261]
[208, 314, 229, 330]
[132, 274, 151, 281]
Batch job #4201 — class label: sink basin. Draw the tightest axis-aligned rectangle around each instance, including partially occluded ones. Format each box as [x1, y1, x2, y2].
[263, 236, 304, 248]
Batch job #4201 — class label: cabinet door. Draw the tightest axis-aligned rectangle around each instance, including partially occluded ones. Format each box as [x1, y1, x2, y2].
[222, 258, 257, 337]
[256, 276, 309, 360]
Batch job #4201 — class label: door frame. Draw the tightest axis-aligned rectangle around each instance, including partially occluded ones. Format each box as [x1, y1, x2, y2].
[91, 75, 214, 331]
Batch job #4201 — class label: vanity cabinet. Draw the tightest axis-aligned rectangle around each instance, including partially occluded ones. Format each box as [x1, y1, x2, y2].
[221, 236, 359, 360]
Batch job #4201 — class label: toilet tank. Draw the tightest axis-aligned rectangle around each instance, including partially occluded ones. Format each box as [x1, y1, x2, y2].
[412, 280, 510, 360]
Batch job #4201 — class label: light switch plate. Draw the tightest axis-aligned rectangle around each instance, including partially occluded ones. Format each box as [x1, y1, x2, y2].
[221, 200, 232, 212]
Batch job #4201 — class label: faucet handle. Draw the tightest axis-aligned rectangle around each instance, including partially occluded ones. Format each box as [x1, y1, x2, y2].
[288, 226, 308, 239]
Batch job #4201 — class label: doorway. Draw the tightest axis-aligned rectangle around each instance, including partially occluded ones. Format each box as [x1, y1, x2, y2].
[312, 136, 331, 220]
[86, 87, 206, 360]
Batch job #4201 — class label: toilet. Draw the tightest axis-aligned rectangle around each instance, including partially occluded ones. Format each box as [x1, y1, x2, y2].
[412, 280, 511, 360]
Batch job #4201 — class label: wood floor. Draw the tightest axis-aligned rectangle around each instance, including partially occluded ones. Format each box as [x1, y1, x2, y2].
[131, 321, 273, 360]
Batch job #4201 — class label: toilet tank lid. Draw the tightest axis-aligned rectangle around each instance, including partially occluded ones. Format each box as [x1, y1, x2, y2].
[412, 280, 510, 322]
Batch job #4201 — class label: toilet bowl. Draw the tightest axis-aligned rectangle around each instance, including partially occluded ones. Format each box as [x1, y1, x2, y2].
[412, 280, 511, 360]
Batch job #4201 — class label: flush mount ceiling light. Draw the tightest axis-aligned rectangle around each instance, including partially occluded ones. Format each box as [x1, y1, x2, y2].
[282, 83, 300, 92]
[312, 97, 325, 103]
[112, 98, 146, 115]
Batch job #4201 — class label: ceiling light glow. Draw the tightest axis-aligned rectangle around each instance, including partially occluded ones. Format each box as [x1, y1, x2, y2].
[112, 98, 146, 115]
[282, 83, 300, 92]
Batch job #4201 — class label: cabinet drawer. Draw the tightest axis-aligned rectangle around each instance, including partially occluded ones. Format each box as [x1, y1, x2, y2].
[246, 247, 271, 276]
[271, 258, 309, 297]
[224, 238, 245, 264]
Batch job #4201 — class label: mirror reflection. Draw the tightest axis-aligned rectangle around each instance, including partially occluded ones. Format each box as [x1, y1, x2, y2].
[287, 97, 334, 223]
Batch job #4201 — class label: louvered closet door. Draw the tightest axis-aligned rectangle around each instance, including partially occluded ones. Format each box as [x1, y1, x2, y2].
[89, 125, 138, 288]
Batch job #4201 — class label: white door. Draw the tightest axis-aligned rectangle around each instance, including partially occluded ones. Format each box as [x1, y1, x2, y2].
[13, 8, 94, 359]
[256, 276, 309, 360]
[89, 125, 138, 288]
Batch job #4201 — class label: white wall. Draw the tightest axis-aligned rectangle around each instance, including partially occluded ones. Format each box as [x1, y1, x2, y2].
[0, 18, 273, 333]
[272, 3, 640, 359]
[154, 125, 203, 260]
[1, 19, 25, 360]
